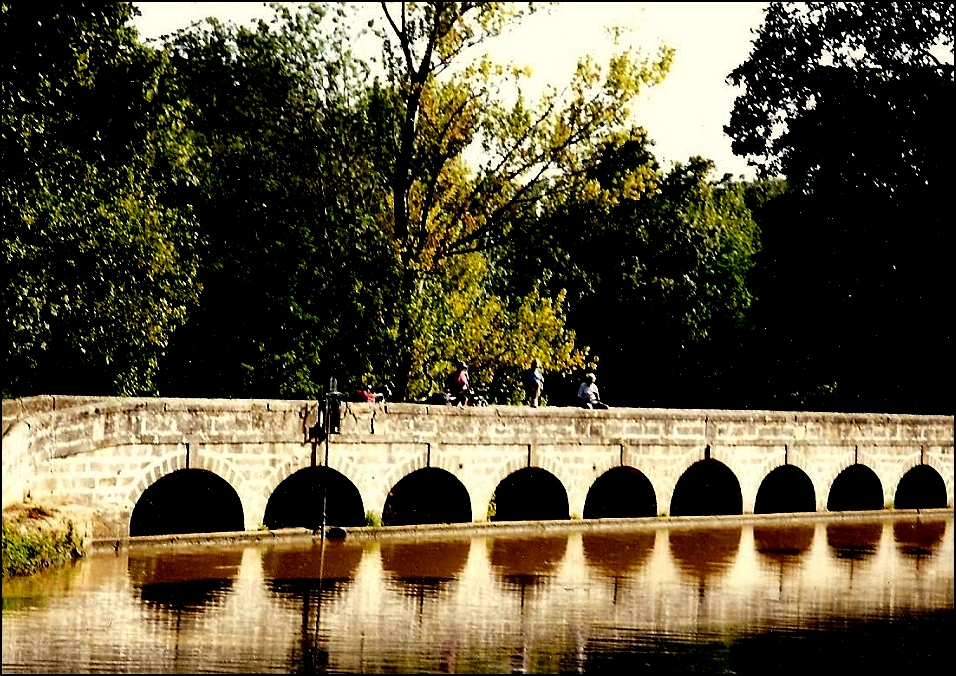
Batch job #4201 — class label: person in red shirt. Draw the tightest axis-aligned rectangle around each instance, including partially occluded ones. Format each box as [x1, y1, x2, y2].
[444, 360, 470, 405]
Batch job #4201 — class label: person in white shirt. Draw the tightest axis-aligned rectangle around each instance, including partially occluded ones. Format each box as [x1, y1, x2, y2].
[577, 373, 608, 409]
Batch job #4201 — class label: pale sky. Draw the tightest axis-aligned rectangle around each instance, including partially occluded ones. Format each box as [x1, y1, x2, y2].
[132, 2, 767, 180]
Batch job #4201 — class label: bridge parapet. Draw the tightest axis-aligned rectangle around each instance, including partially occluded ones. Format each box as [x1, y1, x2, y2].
[2, 396, 952, 541]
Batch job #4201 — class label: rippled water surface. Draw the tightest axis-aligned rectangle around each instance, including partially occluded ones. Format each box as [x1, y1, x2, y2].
[3, 514, 952, 673]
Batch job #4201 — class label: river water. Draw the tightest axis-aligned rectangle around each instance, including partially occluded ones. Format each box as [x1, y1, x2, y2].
[2, 513, 952, 674]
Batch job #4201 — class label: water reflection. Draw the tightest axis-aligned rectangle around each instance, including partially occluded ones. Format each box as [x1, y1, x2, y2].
[582, 532, 655, 581]
[489, 534, 568, 591]
[753, 524, 814, 567]
[2, 515, 952, 674]
[825, 522, 883, 561]
[128, 548, 242, 612]
[381, 539, 471, 618]
[893, 519, 947, 560]
[669, 526, 742, 592]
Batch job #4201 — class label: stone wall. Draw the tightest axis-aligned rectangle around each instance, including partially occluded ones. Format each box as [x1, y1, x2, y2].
[1, 396, 952, 541]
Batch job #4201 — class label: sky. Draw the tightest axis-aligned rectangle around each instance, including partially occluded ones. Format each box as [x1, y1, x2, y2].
[132, 2, 768, 181]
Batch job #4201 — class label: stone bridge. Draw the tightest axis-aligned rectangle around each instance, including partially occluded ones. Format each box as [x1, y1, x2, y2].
[2, 396, 952, 540]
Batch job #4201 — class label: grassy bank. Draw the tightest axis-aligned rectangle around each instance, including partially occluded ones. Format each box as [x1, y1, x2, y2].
[2, 506, 85, 578]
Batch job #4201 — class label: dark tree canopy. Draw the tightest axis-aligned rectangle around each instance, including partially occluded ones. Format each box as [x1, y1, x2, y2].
[725, 2, 953, 414]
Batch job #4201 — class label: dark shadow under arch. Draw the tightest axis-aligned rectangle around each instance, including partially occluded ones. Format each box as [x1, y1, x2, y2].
[382, 468, 472, 526]
[130, 468, 244, 537]
[754, 465, 816, 514]
[895, 465, 947, 509]
[670, 459, 742, 517]
[827, 464, 883, 512]
[264, 466, 365, 529]
[491, 467, 569, 522]
[583, 466, 657, 519]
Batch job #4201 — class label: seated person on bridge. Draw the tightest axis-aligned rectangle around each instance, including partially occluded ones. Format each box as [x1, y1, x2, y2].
[444, 360, 470, 406]
[577, 373, 609, 409]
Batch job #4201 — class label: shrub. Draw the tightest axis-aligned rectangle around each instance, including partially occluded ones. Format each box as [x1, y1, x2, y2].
[2, 522, 85, 578]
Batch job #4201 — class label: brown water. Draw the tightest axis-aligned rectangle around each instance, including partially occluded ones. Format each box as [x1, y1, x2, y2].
[2, 514, 952, 674]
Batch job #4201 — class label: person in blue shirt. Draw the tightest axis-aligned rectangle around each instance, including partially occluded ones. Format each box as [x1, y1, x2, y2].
[523, 359, 545, 407]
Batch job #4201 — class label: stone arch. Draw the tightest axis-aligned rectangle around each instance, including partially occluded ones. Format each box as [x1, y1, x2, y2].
[490, 465, 570, 522]
[670, 458, 743, 517]
[754, 464, 816, 514]
[583, 466, 657, 519]
[826, 463, 884, 511]
[264, 465, 365, 529]
[126, 449, 248, 525]
[128, 466, 245, 537]
[382, 467, 472, 526]
[895, 463, 948, 509]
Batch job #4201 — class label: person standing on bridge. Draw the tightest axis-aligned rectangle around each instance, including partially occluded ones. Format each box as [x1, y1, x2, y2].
[523, 359, 545, 407]
[445, 360, 470, 406]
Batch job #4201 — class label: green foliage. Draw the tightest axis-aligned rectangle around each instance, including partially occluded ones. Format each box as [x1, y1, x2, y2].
[3, 3, 202, 397]
[497, 133, 761, 407]
[156, 5, 397, 398]
[365, 2, 674, 399]
[406, 251, 587, 402]
[726, 2, 953, 413]
[2, 522, 85, 579]
[364, 511, 381, 528]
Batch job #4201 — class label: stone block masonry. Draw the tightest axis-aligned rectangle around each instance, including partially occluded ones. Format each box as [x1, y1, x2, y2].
[2, 397, 952, 541]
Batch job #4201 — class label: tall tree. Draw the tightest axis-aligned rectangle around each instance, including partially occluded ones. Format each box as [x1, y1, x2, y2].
[157, 5, 399, 398]
[2, 2, 202, 397]
[726, 2, 953, 414]
[367, 1, 674, 400]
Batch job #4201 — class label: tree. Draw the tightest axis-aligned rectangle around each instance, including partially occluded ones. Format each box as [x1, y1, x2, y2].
[496, 130, 761, 407]
[157, 5, 400, 399]
[725, 2, 954, 413]
[2, 3, 202, 397]
[366, 1, 674, 400]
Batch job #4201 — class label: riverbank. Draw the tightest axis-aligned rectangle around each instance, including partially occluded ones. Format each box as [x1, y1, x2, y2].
[100, 507, 953, 553]
[1, 502, 87, 578]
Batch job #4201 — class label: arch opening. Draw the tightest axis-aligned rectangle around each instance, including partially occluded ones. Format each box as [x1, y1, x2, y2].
[264, 466, 365, 529]
[382, 468, 472, 526]
[130, 468, 244, 537]
[669, 459, 743, 517]
[895, 465, 947, 509]
[826, 464, 883, 512]
[583, 466, 657, 519]
[754, 465, 816, 514]
[490, 467, 569, 522]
